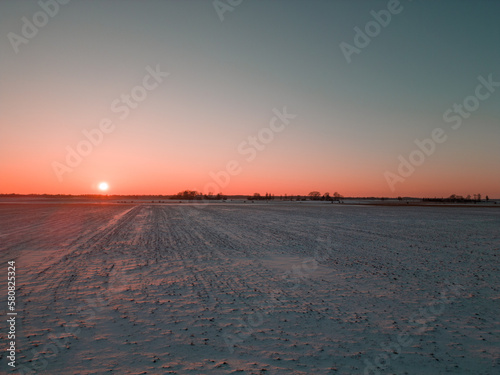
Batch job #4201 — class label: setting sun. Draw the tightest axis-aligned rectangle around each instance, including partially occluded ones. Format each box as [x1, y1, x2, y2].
[98, 182, 109, 191]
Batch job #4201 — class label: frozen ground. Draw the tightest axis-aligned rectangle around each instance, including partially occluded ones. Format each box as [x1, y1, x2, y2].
[0, 202, 499, 374]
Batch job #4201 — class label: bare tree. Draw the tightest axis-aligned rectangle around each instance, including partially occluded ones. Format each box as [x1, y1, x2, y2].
[308, 191, 321, 200]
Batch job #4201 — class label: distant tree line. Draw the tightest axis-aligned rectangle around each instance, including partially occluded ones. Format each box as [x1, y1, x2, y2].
[170, 190, 227, 201]
[422, 194, 490, 203]
[247, 193, 275, 201]
[307, 191, 343, 201]
[243, 192, 344, 202]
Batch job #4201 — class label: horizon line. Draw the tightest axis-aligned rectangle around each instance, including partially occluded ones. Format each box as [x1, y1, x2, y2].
[0, 193, 498, 200]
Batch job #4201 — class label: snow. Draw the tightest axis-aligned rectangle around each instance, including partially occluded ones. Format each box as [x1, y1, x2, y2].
[0, 202, 498, 374]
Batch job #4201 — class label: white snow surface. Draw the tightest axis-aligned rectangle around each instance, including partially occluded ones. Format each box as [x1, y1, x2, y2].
[0, 202, 499, 374]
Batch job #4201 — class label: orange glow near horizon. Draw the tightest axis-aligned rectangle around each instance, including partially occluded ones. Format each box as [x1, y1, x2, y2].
[1, 165, 498, 198]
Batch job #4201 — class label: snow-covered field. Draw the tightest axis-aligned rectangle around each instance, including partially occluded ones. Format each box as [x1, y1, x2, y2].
[1, 202, 499, 374]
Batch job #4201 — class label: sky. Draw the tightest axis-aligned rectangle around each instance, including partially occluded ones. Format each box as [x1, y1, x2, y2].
[1, 0, 499, 197]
